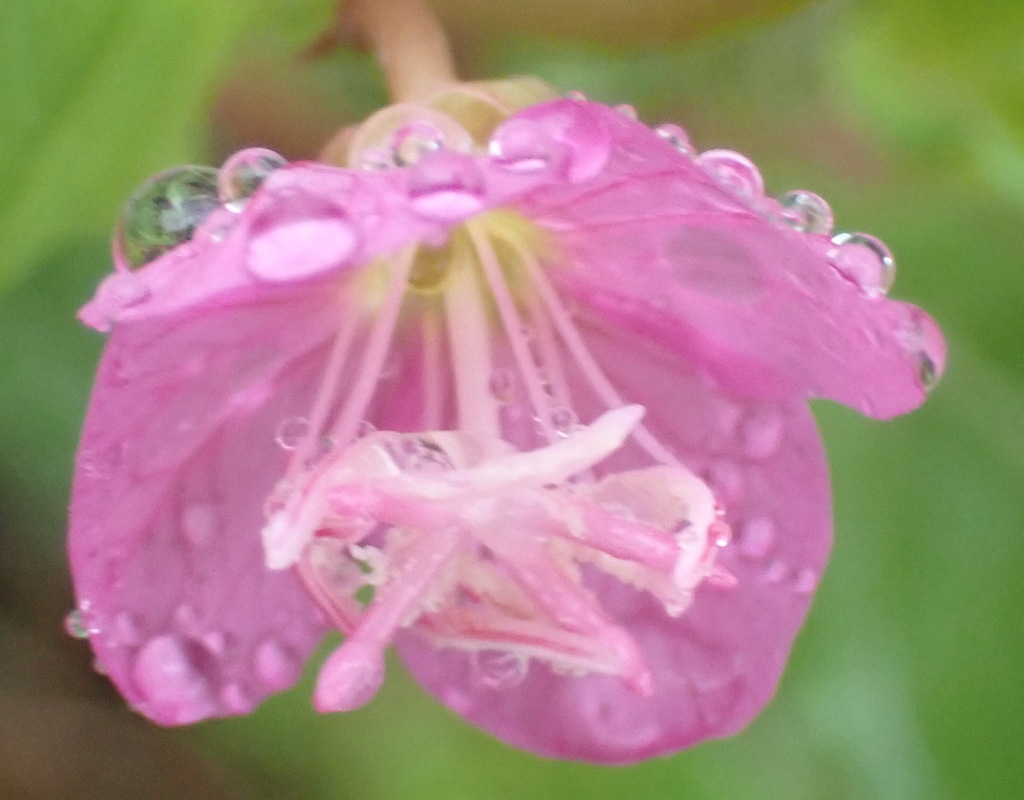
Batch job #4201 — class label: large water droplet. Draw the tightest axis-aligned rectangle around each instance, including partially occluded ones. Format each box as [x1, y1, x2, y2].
[615, 103, 639, 120]
[696, 150, 765, 202]
[471, 650, 528, 690]
[550, 406, 579, 438]
[254, 640, 301, 691]
[118, 166, 220, 268]
[275, 416, 311, 450]
[828, 232, 895, 297]
[246, 195, 360, 281]
[488, 120, 560, 174]
[738, 517, 775, 559]
[64, 609, 91, 639]
[182, 503, 219, 549]
[218, 148, 287, 212]
[407, 153, 486, 220]
[654, 123, 695, 156]
[739, 407, 783, 460]
[131, 634, 219, 723]
[778, 190, 833, 235]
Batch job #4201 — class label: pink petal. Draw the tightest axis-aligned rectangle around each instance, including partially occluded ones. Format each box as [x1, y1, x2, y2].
[515, 100, 940, 419]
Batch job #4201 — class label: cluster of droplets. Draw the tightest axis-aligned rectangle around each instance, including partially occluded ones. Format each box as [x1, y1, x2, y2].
[592, 94, 900, 300]
[117, 148, 288, 268]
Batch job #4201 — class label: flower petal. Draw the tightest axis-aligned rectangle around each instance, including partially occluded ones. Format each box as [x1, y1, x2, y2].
[69, 284, 345, 723]
[515, 100, 940, 418]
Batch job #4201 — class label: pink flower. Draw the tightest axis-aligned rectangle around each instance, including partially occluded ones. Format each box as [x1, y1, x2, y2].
[68, 92, 944, 763]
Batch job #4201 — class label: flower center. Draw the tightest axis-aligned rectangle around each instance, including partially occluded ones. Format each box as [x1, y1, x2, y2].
[259, 210, 732, 711]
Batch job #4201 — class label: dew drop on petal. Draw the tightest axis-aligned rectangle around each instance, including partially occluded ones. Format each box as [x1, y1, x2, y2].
[131, 635, 219, 724]
[182, 502, 219, 549]
[550, 406, 579, 437]
[654, 123, 695, 156]
[64, 609, 90, 639]
[739, 517, 775, 559]
[696, 150, 765, 202]
[488, 120, 561, 174]
[407, 154, 486, 220]
[778, 190, 834, 235]
[218, 148, 287, 212]
[391, 436, 454, 473]
[470, 650, 528, 690]
[118, 166, 220, 268]
[738, 407, 783, 460]
[488, 368, 515, 403]
[565, 90, 588, 101]
[254, 639, 301, 691]
[275, 416, 311, 450]
[247, 196, 360, 281]
[220, 682, 254, 714]
[615, 103, 639, 120]
[828, 232, 896, 297]
[391, 121, 444, 166]
[792, 567, 818, 595]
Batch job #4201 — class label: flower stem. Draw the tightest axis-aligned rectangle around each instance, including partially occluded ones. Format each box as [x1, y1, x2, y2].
[346, 0, 458, 102]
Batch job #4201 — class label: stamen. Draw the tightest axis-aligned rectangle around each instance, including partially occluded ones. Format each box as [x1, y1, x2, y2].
[420, 305, 445, 430]
[327, 246, 417, 444]
[466, 219, 558, 441]
[288, 284, 362, 478]
[442, 238, 502, 439]
[505, 235, 680, 465]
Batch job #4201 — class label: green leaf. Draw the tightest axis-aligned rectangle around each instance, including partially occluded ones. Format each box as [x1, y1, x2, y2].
[0, 0, 260, 293]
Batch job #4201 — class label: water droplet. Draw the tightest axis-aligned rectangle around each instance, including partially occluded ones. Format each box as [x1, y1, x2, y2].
[828, 232, 895, 297]
[792, 567, 817, 594]
[117, 166, 220, 268]
[918, 352, 939, 391]
[353, 146, 394, 171]
[275, 416, 311, 450]
[220, 682, 253, 713]
[173, 603, 201, 633]
[407, 153, 485, 220]
[713, 522, 733, 548]
[488, 368, 515, 402]
[763, 559, 788, 583]
[471, 650, 528, 690]
[550, 406, 579, 437]
[218, 148, 287, 212]
[739, 517, 775, 559]
[247, 196, 360, 281]
[565, 90, 588, 101]
[615, 103, 639, 120]
[488, 121, 559, 174]
[696, 150, 765, 201]
[64, 609, 91, 639]
[182, 502, 219, 548]
[254, 640, 301, 691]
[739, 407, 783, 460]
[131, 634, 219, 723]
[654, 123, 695, 156]
[391, 121, 444, 166]
[778, 190, 833, 235]
[114, 612, 142, 646]
[390, 436, 453, 473]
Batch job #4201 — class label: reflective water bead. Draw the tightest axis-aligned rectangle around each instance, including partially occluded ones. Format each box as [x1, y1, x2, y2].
[565, 90, 588, 101]
[488, 121, 558, 174]
[391, 436, 454, 473]
[471, 650, 528, 690]
[696, 150, 765, 201]
[615, 103, 639, 120]
[828, 232, 896, 297]
[407, 153, 485, 220]
[654, 123, 695, 156]
[778, 190, 833, 235]
[275, 416, 311, 450]
[550, 406, 579, 437]
[64, 609, 91, 639]
[391, 121, 444, 167]
[118, 166, 220, 268]
[218, 148, 287, 212]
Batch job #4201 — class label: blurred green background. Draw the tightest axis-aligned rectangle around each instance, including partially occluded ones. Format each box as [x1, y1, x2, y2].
[1, 1, 1021, 798]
